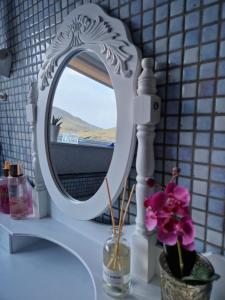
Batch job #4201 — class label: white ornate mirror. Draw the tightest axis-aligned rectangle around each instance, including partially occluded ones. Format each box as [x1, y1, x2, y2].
[36, 4, 141, 219]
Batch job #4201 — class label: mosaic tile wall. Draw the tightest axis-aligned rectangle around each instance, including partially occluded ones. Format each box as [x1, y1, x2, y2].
[0, 0, 225, 254]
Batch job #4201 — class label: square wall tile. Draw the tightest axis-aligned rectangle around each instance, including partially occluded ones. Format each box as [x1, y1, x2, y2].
[170, 16, 183, 33]
[208, 198, 225, 215]
[195, 133, 210, 147]
[192, 209, 206, 225]
[156, 3, 168, 21]
[186, 0, 200, 11]
[182, 100, 195, 114]
[192, 194, 207, 210]
[202, 24, 218, 43]
[180, 131, 193, 145]
[218, 60, 225, 77]
[215, 116, 225, 131]
[219, 41, 225, 58]
[179, 162, 192, 176]
[216, 98, 225, 113]
[184, 46, 199, 64]
[170, 0, 184, 17]
[197, 98, 213, 113]
[179, 147, 193, 161]
[185, 11, 200, 30]
[193, 180, 208, 195]
[183, 65, 198, 81]
[203, 4, 219, 25]
[211, 166, 225, 183]
[194, 149, 209, 163]
[182, 83, 197, 98]
[199, 62, 216, 79]
[200, 43, 217, 61]
[181, 116, 194, 130]
[209, 183, 225, 199]
[198, 80, 215, 97]
[194, 164, 209, 180]
[213, 133, 225, 148]
[217, 79, 225, 95]
[207, 229, 222, 247]
[197, 116, 212, 130]
[143, 0, 154, 11]
[184, 29, 200, 47]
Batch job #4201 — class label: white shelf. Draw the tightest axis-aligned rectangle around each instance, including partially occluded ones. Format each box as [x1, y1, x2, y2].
[0, 239, 95, 300]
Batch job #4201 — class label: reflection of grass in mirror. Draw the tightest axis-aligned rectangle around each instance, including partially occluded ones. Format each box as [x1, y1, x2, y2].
[60, 127, 116, 142]
[52, 106, 116, 144]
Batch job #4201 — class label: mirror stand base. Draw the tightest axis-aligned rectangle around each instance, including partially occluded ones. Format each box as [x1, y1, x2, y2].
[131, 231, 157, 283]
[32, 189, 49, 218]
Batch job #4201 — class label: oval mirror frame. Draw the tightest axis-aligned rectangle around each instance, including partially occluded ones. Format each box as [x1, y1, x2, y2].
[37, 4, 141, 220]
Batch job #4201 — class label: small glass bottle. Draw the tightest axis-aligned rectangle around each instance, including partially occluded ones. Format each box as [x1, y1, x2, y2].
[8, 164, 29, 219]
[0, 161, 10, 214]
[103, 228, 131, 298]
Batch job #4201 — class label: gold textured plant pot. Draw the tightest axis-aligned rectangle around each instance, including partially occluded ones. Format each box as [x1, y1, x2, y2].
[159, 252, 214, 300]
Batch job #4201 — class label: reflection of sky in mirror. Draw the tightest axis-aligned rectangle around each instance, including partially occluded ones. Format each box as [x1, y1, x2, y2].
[53, 67, 116, 129]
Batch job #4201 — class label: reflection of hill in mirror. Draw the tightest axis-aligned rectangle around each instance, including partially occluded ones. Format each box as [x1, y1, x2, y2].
[52, 107, 116, 143]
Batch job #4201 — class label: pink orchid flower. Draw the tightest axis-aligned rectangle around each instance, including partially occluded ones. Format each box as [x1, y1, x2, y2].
[165, 182, 190, 208]
[157, 216, 195, 247]
[144, 182, 195, 250]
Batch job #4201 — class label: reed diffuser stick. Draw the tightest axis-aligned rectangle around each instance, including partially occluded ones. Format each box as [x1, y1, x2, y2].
[121, 184, 135, 229]
[104, 177, 117, 237]
[112, 177, 127, 271]
[112, 184, 135, 268]
[118, 177, 127, 232]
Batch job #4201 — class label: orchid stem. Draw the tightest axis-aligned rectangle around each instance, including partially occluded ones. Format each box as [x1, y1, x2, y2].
[177, 240, 184, 277]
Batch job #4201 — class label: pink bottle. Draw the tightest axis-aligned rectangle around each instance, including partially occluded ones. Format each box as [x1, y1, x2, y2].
[8, 164, 29, 219]
[0, 161, 10, 214]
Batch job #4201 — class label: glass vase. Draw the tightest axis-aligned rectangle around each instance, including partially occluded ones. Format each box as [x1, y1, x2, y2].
[103, 229, 131, 298]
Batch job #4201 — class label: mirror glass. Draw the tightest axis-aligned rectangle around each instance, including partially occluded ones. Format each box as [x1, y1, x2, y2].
[49, 51, 117, 201]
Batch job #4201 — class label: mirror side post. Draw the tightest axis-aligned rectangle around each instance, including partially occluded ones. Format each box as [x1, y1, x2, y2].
[132, 58, 161, 283]
[26, 82, 49, 218]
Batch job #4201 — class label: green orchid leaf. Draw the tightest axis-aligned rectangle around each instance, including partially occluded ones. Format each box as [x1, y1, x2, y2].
[192, 266, 211, 280]
[182, 265, 220, 283]
[210, 274, 220, 281]
[182, 272, 220, 283]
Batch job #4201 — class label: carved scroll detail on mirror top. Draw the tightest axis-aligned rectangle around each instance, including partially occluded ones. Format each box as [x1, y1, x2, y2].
[40, 15, 133, 90]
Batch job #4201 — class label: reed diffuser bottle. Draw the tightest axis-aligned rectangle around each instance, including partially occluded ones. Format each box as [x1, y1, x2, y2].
[103, 177, 135, 298]
[103, 228, 131, 298]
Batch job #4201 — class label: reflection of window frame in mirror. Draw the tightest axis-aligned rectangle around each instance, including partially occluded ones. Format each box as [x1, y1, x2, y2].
[68, 52, 112, 88]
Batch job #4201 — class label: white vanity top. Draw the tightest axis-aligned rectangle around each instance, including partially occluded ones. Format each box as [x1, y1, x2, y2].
[0, 214, 160, 300]
[0, 239, 95, 300]
[0, 214, 224, 300]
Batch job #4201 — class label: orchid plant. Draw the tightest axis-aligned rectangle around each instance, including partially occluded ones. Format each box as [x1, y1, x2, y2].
[144, 168, 220, 283]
